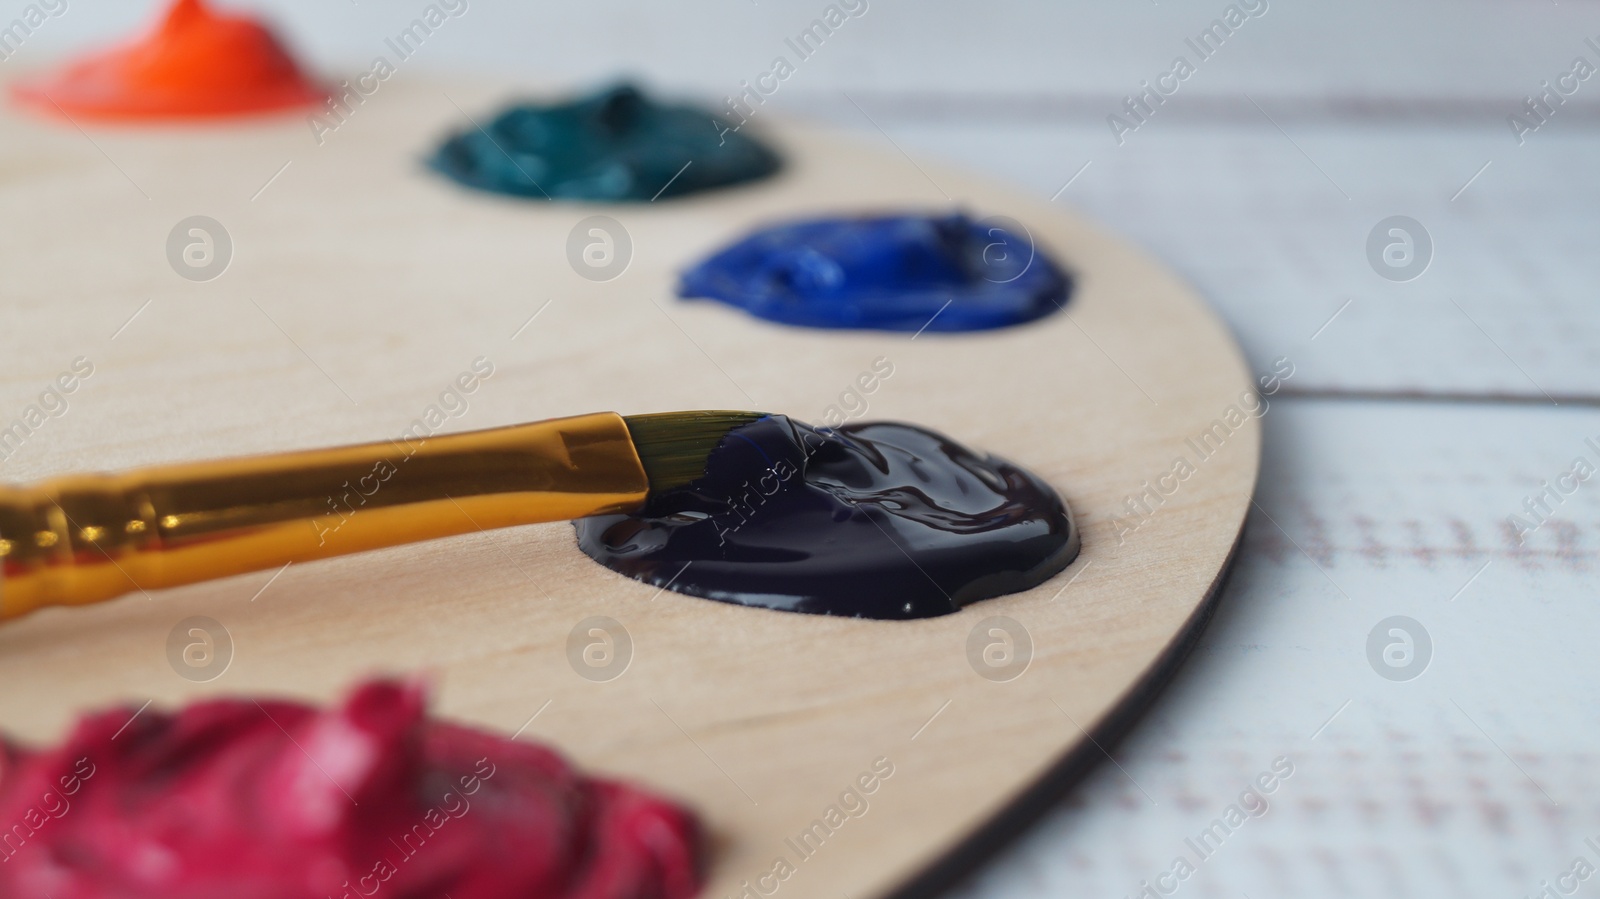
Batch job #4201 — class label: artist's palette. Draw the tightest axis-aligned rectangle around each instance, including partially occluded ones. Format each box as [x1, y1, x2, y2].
[0, 78, 1257, 897]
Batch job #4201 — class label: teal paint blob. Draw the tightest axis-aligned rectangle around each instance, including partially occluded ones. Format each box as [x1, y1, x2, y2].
[677, 212, 1072, 332]
[427, 83, 781, 202]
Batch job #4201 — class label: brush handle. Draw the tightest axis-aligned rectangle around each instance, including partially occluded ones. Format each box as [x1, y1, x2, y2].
[0, 412, 648, 620]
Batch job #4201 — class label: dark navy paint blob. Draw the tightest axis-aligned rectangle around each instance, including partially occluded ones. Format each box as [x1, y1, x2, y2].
[426, 82, 781, 202]
[677, 212, 1072, 332]
[574, 416, 1079, 620]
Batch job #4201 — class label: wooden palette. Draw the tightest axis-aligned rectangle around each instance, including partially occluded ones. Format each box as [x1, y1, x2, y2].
[0, 77, 1258, 897]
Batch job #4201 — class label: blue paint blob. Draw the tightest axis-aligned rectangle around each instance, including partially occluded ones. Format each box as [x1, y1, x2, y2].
[677, 212, 1072, 332]
[427, 82, 781, 202]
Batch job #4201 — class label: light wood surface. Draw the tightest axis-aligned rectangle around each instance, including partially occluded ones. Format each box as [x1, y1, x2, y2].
[0, 77, 1257, 898]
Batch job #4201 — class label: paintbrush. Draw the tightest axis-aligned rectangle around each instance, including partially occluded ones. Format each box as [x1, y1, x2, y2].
[0, 410, 762, 620]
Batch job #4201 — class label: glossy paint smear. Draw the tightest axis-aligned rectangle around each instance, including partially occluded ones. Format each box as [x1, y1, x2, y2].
[428, 83, 781, 202]
[678, 212, 1072, 332]
[11, 0, 324, 121]
[0, 679, 702, 899]
[576, 415, 1079, 619]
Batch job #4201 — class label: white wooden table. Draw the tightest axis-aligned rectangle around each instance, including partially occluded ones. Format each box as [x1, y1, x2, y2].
[7, 1, 1598, 896]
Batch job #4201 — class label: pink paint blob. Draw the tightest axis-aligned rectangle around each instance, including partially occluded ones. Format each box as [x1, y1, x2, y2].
[0, 679, 703, 899]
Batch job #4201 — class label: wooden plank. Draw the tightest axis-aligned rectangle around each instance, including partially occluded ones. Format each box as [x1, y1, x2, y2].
[948, 397, 1600, 899]
[832, 120, 1600, 402]
[23, 0, 1582, 102]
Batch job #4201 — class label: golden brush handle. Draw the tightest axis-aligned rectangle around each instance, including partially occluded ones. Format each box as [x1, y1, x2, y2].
[0, 412, 648, 620]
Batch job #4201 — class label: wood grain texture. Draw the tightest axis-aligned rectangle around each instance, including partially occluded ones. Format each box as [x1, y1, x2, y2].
[948, 398, 1600, 899]
[0, 78, 1258, 898]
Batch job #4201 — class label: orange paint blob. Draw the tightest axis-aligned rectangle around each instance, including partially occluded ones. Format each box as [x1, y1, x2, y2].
[12, 0, 324, 121]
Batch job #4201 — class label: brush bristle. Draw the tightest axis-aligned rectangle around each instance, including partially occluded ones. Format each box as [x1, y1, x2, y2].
[624, 410, 767, 494]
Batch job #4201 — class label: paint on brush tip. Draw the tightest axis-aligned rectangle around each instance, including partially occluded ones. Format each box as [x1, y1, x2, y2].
[0, 679, 703, 898]
[11, 0, 325, 121]
[575, 415, 1079, 620]
[427, 82, 782, 202]
[677, 212, 1072, 332]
